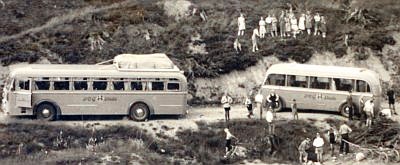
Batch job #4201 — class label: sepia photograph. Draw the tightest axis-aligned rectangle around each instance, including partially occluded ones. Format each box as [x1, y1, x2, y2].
[0, 0, 400, 164]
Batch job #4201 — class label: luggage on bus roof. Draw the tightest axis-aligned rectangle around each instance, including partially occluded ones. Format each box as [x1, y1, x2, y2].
[113, 53, 179, 71]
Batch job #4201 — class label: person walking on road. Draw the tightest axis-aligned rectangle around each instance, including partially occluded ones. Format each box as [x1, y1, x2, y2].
[387, 87, 397, 115]
[266, 90, 280, 118]
[245, 96, 254, 118]
[221, 92, 233, 122]
[339, 121, 352, 155]
[291, 99, 298, 120]
[364, 99, 374, 127]
[266, 107, 275, 135]
[298, 138, 311, 163]
[313, 133, 325, 164]
[346, 90, 354, 121]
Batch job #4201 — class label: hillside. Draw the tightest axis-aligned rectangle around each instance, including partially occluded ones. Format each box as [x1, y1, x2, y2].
[1, 0, 400, 102]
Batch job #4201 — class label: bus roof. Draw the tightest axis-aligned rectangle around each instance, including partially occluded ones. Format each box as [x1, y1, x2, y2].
[266, 63, 381, 85]
[8, 53, 186, 81]
[9, 64, 186, 80]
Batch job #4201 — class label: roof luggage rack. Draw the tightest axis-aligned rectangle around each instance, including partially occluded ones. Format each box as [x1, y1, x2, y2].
[112, 53, 180, 72]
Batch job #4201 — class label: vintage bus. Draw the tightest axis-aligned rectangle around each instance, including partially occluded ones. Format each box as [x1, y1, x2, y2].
[257, 63, 382, 117]
[1, 53, 188, 121]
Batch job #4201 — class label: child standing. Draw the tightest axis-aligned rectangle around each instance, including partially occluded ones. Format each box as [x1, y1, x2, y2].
[328, 127, 337, 156]
[291, 99, 298, 120]
[245, 96, 253, 118]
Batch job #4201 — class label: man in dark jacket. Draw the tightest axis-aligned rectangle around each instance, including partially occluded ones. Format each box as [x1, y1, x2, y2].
[387, 87, 397, 115]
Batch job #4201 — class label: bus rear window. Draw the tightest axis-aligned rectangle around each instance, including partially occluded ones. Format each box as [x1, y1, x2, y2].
[288, 75, 308, 88]
[167, 83, 179, 91]
[266, 74, 285, 86]
[151, 82, 164, 91]
[334, 78, 354, 91]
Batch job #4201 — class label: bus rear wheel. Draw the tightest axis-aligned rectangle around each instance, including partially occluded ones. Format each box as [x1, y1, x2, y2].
[129, 103, 149, 121]
[339, 103, 354, 118]
[36, 103, 57, 121]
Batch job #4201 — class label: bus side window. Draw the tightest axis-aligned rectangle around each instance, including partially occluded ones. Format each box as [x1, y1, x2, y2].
[288, 75, 308, 88]
[131, 81, 143, 91]
[310, 77, 331, 90]
[113, 81, 125, 90]
[35, 81, 50, 90]
[54, 80, 70, 90]
[356, 80, 370, 93]
[167, 82, 180, 91]
[18, 79, 30, 90]
[266, 74, 285, 86]
[151, 82, 164, 91]
[334, 78, 354, 91]
[93, 78, 107, 90]
[74, 80, 88, 90]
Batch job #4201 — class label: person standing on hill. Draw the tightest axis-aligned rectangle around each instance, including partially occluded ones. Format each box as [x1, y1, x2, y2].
[346, 90, 354, 121]
[339, 122, 352, 155]
[305, 10, 313, 35]
[251, 28, 260, 52]
[265, 14, 273, 37]
[285, 14, 292, 37]
[298, 138, 311, 163]
[313, 133, 325, 164]
[271, 14, 278, 37]
[245, 96, 253, 118]
[237, 13, 246, 36]
[298, 13, 306, 34]
[314, 12, 321, 36]
[290, 15, 299, 38]
[387, 87, 397, 115]
[279, 11, 286, 37]
[259, 17, 266, 38]
[320, 16, 327, 38]
[221, 92, 233, 122]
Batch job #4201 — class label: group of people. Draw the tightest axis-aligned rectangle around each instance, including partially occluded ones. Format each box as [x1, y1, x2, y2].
[220, 86, 398, 162]
[298, 122, 353, 164]
[235, 9, 328, 53]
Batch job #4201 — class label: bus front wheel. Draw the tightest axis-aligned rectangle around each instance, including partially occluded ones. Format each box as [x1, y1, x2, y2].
[129, 103, 149, 121]
[36, 103, 57, 121]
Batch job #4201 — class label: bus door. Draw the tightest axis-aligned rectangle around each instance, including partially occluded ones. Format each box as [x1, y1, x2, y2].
[14, 78, 32, 108]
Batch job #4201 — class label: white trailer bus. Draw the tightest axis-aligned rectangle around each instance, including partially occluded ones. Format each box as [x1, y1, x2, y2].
[1, 53, 188, 121]
[257, 63, 382, 117]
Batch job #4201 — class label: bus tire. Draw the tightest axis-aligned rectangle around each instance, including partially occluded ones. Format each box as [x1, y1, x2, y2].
[275, 100, 284, 112]
[339, 103, 355, 118]
[36, 103, 57, 121]
[129, 103, 149, 121]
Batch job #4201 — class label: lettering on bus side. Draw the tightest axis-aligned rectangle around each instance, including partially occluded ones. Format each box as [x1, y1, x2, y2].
[82, 96, 117, 102]
[303, 94, 336, 100]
